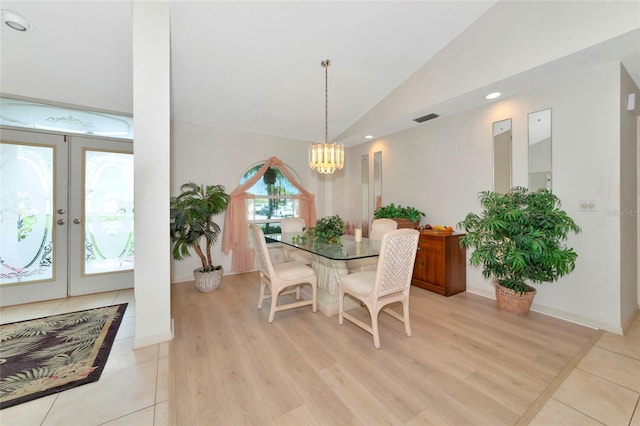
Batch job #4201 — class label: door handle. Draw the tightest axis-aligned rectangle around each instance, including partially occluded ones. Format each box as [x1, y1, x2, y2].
[57, 208, 66, 214]
[57, 219, 66, 225]
[73, 219, 82, 224]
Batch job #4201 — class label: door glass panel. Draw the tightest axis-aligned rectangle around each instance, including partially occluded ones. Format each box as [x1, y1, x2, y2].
[1, 97, 134, 139]
[83, 149, 134, 275]
[0, 142, 54, 284]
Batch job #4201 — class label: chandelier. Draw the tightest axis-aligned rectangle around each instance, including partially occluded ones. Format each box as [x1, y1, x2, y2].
[309, 59, 344, 174]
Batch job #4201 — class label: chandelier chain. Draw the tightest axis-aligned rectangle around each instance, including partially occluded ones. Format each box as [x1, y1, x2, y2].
[323, 59, 329, 143]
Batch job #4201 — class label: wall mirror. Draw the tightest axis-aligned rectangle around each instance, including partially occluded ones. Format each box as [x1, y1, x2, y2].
[493, 118, 512, 194]
[373, 151, 382, 212]
[528, 109, 552, 192]
[360, 154, 369, 234]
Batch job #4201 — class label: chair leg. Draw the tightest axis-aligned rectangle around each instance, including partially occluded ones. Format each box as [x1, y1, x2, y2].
[295, 285, 301, 300]
[403, 300, 412, 337]
[268, 290, 278, 323]
[371, 309, 381, 349]
[338, 288, 344, 325]
[257, 281, 266, 310]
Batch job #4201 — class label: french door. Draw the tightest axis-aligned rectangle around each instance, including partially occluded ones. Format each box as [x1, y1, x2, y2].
[0, 128, 134, 306]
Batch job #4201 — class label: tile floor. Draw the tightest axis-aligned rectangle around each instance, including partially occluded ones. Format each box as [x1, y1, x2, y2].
[0, 291, 638, 425]
[531, 316, 640, 425]
[0, 290, 170, 426]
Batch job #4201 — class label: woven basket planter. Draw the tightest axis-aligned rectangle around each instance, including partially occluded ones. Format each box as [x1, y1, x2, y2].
[391, 218, 419, 229]
[494, 282, 536, 316]
[194, 268, 223, 292]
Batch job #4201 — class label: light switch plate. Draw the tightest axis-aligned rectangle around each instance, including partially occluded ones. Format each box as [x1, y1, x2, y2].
[579, 200, 596, 212]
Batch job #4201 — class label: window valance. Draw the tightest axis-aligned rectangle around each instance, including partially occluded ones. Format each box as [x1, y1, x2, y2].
[221, 157, 317, 272]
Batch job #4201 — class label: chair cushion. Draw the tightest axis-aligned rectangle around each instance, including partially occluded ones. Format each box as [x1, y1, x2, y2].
[286, 249, 312, 264]
[340, 271, 376, 296]
[273, 261, 315, 280]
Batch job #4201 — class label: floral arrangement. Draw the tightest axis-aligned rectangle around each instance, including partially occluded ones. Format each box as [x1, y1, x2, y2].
[292, 214, 344, 244]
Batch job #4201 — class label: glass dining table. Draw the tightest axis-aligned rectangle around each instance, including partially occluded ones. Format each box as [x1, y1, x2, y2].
[265, 233, 381, 316]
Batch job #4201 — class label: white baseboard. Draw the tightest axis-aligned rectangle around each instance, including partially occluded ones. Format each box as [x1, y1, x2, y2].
[466, 287, 623, 334]
[466, 287, 495, 300]
[133, 330, 173, 349]
[622, 306, 640, 334]
[171, 268, 253, 284]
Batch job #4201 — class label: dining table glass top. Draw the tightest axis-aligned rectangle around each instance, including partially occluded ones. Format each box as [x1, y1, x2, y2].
[265, 233, 381, 261]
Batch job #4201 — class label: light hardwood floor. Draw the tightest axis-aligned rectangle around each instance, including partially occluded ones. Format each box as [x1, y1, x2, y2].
[169, 272, 640, 426]
[1, 273, 638, 425]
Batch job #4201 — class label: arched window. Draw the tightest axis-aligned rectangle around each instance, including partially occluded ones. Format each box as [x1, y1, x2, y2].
[240, 162, 301, 234]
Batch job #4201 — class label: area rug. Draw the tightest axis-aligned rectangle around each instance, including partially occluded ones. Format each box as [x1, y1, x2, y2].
[0, 303, 127, 409]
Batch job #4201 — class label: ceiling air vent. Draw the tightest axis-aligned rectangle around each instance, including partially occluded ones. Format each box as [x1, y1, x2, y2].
[413, 113, 439, 123]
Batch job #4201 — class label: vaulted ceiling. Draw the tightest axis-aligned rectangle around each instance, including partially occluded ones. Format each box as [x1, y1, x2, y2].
[1, 1, 638, 146]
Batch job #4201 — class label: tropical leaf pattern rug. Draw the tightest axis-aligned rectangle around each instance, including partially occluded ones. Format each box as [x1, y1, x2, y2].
[0, 303, 127, 409]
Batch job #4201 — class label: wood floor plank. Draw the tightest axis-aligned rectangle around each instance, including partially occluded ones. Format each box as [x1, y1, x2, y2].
[170, 273, 599, 425]
[317, 363, 404, 425]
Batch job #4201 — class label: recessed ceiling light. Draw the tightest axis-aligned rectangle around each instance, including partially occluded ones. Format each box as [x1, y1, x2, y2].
[1, 10, 34, 32]
[365, 135, 373, 139]
[485, 92, 501, 100]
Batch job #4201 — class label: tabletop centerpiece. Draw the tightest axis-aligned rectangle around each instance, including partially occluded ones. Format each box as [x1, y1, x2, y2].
[292, 214, 344, 245]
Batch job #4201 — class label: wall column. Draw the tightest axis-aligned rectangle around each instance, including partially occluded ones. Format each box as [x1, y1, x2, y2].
[132, 2, 172, 347]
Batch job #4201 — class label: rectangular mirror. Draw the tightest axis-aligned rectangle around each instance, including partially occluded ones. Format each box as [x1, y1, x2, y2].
[361, 154, 369, 236]
[493, 118, 512, 194]
[373, 151, 382, 211]
[528, 109, 552, 192]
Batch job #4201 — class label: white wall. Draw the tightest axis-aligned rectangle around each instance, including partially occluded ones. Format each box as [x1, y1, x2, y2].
[169, 120, 316, 282]
[338, 61, 638, 333]
[620, 65, 640, 328]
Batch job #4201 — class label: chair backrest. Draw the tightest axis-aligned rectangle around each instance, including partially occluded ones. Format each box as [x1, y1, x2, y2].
[249, 224, 275, 280]
[370, 218, 398, 240]
[281, 217, 305, 233]
[374, 228, 420, 297]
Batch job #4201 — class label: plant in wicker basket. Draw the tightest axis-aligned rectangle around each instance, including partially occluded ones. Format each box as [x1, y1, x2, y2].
[374, 203, 425, 229]
[170, 182, 230, 292]
[457, 187, 581, 315]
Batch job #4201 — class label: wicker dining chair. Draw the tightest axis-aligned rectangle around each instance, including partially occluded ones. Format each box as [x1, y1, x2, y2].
[280, 217, 312, 264]
[339, 228, 419, 348]
[346, 218, 399, 273]
[249, 224, 317, 322]
[369, 218, 398, 240]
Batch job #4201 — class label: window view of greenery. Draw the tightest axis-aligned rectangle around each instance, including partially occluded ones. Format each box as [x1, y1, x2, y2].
[241, 164, 300, 234]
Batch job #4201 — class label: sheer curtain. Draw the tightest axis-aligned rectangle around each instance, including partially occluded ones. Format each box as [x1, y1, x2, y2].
[221, 157, 317, 272]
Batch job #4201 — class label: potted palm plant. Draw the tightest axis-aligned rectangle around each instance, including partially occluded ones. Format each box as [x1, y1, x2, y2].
[457, 187, 581, 315]
[170, 182, 230, 292]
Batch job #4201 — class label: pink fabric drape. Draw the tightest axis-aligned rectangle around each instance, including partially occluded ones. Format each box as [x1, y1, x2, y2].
[221, 157, 317, 272]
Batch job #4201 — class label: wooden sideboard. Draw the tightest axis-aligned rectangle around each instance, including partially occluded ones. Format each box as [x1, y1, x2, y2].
[411, 231, 466, 296]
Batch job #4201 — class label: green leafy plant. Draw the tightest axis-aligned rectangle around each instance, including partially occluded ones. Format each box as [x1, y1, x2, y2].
[303, 214, 345, 244]
[457, 187, 581, 294]
[374, 203, 425, 223]
[170, 182, 230, 272]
